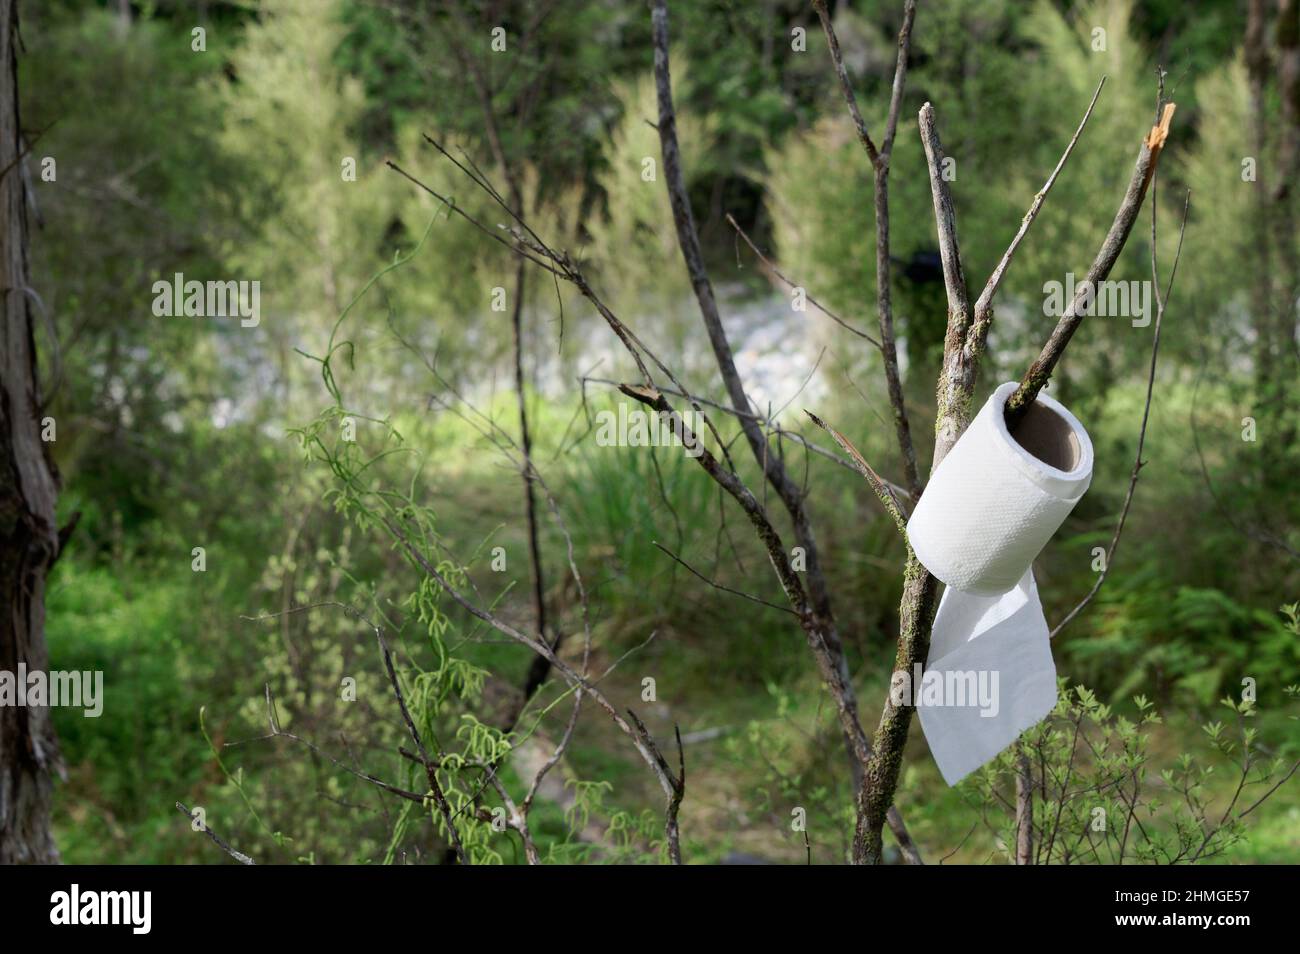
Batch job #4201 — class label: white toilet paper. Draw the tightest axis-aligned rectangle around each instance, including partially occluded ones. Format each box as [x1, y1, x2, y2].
[908, 382, 1093, 596]
[916, 570, 1060, 785]
[905, 381, 1093, 785]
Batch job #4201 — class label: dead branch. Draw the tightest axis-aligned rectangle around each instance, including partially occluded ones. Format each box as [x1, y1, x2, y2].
[1052, 188, 1191, 637]
[725, 212, 881, 347]
[650, 0, 922, 864]
[616, 383, 919, 861]
[875, 0, 920, 494]
[804, 410, 908, 535]
[175, 802, 256, 865]
[811, 0, 881, 166]
[815, 0, 920, 496]
[919, 102, 975, 464]
[627, 711, 686, 864]
[968, 77, 1107, 364]
[1004, 103, 1176, 427]
[652, 540, 800, 616]
[581, 375, 912, 498]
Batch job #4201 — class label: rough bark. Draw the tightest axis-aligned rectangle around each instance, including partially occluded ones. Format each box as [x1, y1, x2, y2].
[0, 0, 62, 864]
[855, 553, 937, 863]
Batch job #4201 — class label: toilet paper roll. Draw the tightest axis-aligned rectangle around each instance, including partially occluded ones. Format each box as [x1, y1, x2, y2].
[906, 382, 1093, 785]
[918, 570, 1059, 785]
[906, 381, 1093, 596]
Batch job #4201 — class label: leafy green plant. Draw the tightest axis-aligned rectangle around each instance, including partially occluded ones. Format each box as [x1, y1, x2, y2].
[969, 673, 1298, 864]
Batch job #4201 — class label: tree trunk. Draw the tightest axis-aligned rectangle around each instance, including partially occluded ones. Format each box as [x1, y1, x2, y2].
[1014, 743, 1034, 864]
[0, 0, 61, 864]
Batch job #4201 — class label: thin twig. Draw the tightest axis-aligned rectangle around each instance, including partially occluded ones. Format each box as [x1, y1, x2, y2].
[652, 540, 799, 616]
[1005, 102, 1176, 426]
[725, 212, 880, 347]
[804, 411, 908, 534]
[870, 0, 921, 496]
[581, 375, 911, 497]
[967, 77, 1107, 364]
[812, 0, 880, 166]
[1051, 188, 1191, 637]
[175, 802, 256, 865]
[815, 0, 919, 494]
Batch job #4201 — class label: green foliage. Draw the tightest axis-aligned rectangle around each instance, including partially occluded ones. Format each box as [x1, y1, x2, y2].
[1066, 577, 1299, 706]
[45, 560, 209, 861]
[578, 68, 714, 319]
[970, 680, 1299, 863]
[29, 0, 1299, 865]
[725, 684, 856, 863]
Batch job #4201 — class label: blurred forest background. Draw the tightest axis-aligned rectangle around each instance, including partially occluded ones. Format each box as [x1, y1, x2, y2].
[22, 0, 1300, 863]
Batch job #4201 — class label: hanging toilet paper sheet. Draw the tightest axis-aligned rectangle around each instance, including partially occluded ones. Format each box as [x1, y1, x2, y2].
[905, 381, 1094, 785]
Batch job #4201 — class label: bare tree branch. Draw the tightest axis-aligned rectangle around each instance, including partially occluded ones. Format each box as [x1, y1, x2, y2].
[1005, 103, 1176, 427]
[804, 410, 908, 535]
[652, 540, 800, 616]
[1052, 189, 1191, 637]
[919, 101, 975, 464]
[967, 77, 1107, 365]
[627, 710, 686, 864]
[650, 0, 900, 842]
[815, 0, 921, 496]
[725, 212, 881, 347]
[616, 383, 920, 862]
[581, 375, 912, 498]
[438, 10, 555, 706]
[873, 0, 921, 495]
[176, 802, 256, 865]
[811, 0, 881, 166]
